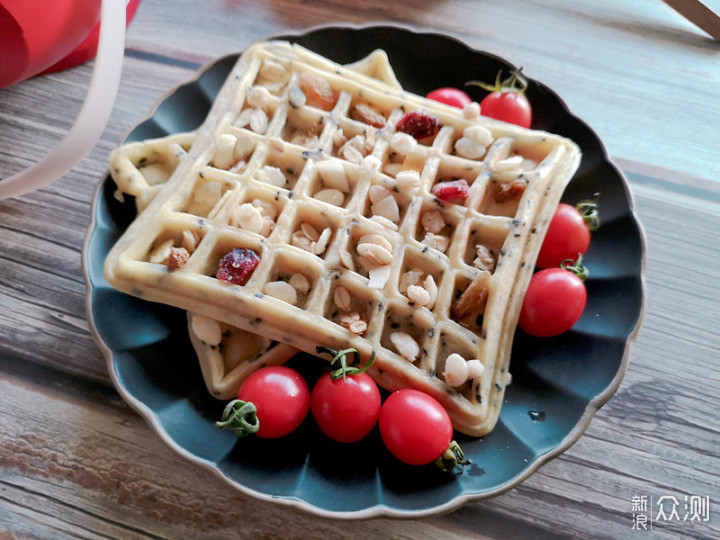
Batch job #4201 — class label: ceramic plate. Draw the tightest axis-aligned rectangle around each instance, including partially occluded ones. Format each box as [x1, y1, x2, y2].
[84, 25, 646, 519]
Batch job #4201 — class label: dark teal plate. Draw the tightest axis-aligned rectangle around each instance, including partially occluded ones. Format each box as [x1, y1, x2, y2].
[83, 25, 646, 518]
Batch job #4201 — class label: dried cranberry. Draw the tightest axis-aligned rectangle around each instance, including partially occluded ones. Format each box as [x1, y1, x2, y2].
[431, 179, 470, 201]
[217, 248, 260, 285]
[395, 111, 443, 140]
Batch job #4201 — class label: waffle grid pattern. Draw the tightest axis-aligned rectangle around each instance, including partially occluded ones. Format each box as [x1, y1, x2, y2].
[105, 42, 580, 435]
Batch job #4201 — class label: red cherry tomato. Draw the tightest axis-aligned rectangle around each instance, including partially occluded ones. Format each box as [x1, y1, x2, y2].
[480, 91, 532, 128]
[537, 203, 592, 269]
[237, 366, 310, 439]
[379, 389, 453, 466]
[426, 87, 473, 109]
[519, 268, 587, 337]
[311, 372, 381, 443]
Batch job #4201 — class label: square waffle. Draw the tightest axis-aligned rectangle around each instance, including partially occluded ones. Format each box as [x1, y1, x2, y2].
[107, 49, 403, 401]
[104, 40, 580, 436]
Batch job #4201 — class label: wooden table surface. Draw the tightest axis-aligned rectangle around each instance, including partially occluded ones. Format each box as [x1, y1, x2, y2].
[1, 1, 719, 538]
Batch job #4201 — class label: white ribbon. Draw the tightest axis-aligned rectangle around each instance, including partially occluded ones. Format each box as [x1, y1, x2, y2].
[0, 0, 127, 200]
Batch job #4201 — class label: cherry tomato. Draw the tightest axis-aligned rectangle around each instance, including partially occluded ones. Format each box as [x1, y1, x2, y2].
[237, 366, 310, 439]
[311, 372, 381, 443]
[379, 389, 453, 466]
[468, 68, 532, 128]
[519, 268, 587, 337]
[426, 87, 473, 109]
[480, 91, 532, 128]
[537, 203, 592, 269]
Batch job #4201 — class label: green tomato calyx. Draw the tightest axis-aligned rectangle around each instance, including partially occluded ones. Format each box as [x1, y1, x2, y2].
[576, 193, 601, 231]
[435, 440, 471, 472]
[466, 67, 529, 95]
[561, 253, 589, 281]
[216, 399, 260, 437]
[317, 346, 376, 381]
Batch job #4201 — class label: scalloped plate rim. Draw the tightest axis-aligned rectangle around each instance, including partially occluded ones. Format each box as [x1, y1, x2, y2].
[82, 23, 647, 520]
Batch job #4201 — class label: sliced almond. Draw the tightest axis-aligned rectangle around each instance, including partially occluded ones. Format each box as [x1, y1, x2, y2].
[317, 159, 349, 192]
[348, 319, 368, 335]
[194, 181, 223, 206]
[390, 332, 420, 362]
[368, 215, 399, 231]
[291, 230, 313, 252]
[314, 188, 345, 206]
[268, 137, 285, 155]
[358, 233, 392, 253]
[464, 125, 493, 147]
[333, 285, 352, 311]
[368, 184, 394, 204]
[259, 59, 287, 82]
[339, 249, 356, 271]
[332, 128, 347, 148]
[235, 108, 253, 128]
[342, 144, 364, 165]
[314, 227, 332, 255]
[412, 306, 435, 329]
[264, 281, 298, 305]
[494, 155, 525, 171]
[190, 314, 223, 346]
[339, 312, 360, 326]
[300, 222, 319, 242]
[182, 229, 200, 253]
[149, 238, 174, 264]
[368, 265, 391, 289]
[357, 242, 392, 266]
[424, 275, 438, 309]
[251, 198, 277, 220]
[289, 273, 310, 294]
[247, 86, 271, 110]
[249, 108, 269, 134]
[233, 134, 255, 160]
[371, 195, 400, 223]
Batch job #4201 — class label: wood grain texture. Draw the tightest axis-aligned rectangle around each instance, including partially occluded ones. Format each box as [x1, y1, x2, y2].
[663, 0, 720, 40]
[1, 0, 719, 538]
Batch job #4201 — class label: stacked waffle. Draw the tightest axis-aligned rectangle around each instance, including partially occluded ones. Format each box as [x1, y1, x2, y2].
[105, 40, 580, 436]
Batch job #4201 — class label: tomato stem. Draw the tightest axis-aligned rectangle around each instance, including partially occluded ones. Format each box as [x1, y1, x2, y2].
[466, 67, 529, 95]
[317, 346, 376, 381]
[216, 399, 260, 437]
[576, 193, 601, 231]
[561, 253, 589, 280]
[435, 440, 470, 472]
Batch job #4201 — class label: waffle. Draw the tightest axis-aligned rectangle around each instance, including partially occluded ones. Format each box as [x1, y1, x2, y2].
[107, 49, 403, 400]
[105, 40, 581, 436]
